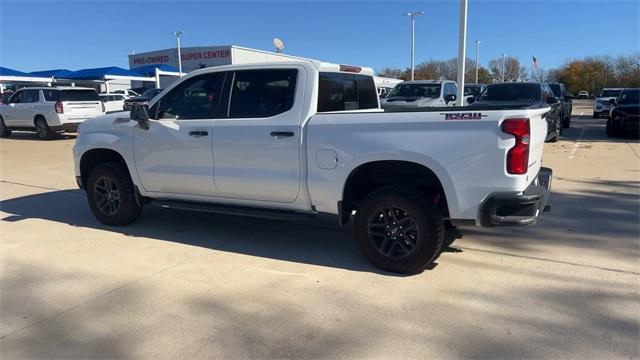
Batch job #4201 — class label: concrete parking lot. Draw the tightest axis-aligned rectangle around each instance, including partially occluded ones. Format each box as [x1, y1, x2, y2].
[1, 100, 638, 358]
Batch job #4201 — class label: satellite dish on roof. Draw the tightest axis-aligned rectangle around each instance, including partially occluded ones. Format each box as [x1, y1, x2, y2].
[273, 38, 285, 53]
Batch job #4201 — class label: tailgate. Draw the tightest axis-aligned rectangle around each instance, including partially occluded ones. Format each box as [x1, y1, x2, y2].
[63, 101, 102, 118]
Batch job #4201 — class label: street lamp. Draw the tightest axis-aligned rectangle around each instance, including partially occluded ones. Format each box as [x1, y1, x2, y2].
[171, 31, 185, 77]
[501, 53, 506, 82]
[474, 40, 481, 84]
[455, 0, 468, 106]
[403, 11, 423, 81]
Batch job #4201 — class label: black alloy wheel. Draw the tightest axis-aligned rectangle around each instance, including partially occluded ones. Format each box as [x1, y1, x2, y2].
[368, 206, 419, 259]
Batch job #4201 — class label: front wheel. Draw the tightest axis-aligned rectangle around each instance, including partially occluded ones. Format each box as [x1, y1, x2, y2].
[0, 116, 11, 137]
[354, 186, 444, 274]
[606, 118, 619, 138]
[86, 163, 142, 226]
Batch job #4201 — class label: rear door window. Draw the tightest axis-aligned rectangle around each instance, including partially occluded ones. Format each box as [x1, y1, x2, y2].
[43, 89, 59, 101]
[23, 90, 40, 103]
[59, 90, 99, 102]
[318, 72, 377, 112]
[228, 69, 297, 118]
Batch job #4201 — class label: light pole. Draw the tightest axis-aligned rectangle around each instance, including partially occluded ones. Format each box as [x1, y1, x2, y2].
[403, 11, 423, 81]
[171, 31, 185, 77]
[474, 40, 480, 84]
[455, 0, 468, 106]
[501, 53, 506, 82]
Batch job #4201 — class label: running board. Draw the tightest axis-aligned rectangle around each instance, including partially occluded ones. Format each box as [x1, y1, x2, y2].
[150, 199, 316, 221]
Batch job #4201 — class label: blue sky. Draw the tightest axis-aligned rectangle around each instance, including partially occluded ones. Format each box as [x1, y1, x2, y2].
[1, 0, 638, 73]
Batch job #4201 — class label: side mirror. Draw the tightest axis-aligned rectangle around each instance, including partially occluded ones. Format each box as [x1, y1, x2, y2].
[444, 94, 457, 103]
[609, 98, 616, 106]
[546, 97, 557, 104]
[130, 103, 150, 130]
[467, 96, 475, 104]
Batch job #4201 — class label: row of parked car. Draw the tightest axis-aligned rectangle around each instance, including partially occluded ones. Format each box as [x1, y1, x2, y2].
[379, 80, 573, 142]
[0, 86, 164, 139]
[596, 88, 640, 138]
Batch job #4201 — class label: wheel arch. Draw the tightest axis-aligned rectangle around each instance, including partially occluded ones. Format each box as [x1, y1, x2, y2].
[80, 148, 132, 189]
[339, 160, 453, 225]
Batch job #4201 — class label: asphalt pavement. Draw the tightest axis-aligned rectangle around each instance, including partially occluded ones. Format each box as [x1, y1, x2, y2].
[1, 100, 638, 358]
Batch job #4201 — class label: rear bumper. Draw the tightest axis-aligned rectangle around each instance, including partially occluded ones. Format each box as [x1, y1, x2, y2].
[50, 123, 80, 132]
[479, 167, 552, 226]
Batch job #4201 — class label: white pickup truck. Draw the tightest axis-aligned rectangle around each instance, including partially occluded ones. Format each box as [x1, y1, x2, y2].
[73, 60, 552, 274]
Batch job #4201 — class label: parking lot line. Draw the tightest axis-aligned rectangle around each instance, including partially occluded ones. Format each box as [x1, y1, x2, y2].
[568, 113, 586, 160]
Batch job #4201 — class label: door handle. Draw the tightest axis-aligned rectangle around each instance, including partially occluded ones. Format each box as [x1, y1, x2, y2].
[270, 131, 294, 138]
[189, 130, 209, 137]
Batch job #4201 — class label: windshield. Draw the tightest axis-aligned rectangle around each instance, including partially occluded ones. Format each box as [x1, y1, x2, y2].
[477, 83, 540, 102]
[599, 89, 621, 98]
[618, 89, 639, 105]
[549, 84, 562, 97]
[143, 88, 163, 97]
[387, 83, 441, 98]
[464, 85, 483, 97]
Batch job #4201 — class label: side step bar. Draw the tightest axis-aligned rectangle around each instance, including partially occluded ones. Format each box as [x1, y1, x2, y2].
[150, 199, 317, 221]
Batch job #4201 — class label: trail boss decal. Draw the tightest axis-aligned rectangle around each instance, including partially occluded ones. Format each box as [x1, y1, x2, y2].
[441, 112, 488, 120]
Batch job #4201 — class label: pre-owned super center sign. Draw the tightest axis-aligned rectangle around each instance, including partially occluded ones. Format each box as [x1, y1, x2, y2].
[128, 46, 232, 72]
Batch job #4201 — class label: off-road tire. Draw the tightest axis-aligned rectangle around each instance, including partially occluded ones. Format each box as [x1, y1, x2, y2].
[86, 162, 142, 226]
[606, 118, 619, 138]
[548, 120, 561, 143]
[34, 116, 55, 140]
[354, 185, 444, 274]
[0, 116, 11, 137]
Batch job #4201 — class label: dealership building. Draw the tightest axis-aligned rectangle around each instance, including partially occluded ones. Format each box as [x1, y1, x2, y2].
[127, 45, 310, 88]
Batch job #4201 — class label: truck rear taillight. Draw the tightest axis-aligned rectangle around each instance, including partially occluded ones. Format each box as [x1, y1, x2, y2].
[339, 65, 362, 73]
[54, 101, 64, 114]
[501, 118, 530, 175]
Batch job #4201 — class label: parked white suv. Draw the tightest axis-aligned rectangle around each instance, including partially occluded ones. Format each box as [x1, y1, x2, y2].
[593, 88, 622, 118]
[0, 87, 104, 139]
[99, 93, 127, 113]
[380, 80, 458, 110]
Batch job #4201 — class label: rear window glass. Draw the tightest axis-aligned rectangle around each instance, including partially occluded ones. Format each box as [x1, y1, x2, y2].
[318, 72, 377, 112]
[59, 90, 99, 102]
[549, 84, 562, 97]
[478, 84, 541, 102]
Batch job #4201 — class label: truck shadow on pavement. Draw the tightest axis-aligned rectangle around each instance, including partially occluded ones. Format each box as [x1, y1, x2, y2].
[1, 177, 638, 274]
[0, 189, 401, 275]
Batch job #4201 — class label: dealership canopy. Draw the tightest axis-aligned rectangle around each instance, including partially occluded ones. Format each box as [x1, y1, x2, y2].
[63, 66, 153, 82]
[0, 66, 52, 83]
[132, 64, 181, 77]
[29, 69, 76, 79]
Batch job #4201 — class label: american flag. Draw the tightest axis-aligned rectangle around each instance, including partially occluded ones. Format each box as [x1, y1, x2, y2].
[532, 56, 540, 69]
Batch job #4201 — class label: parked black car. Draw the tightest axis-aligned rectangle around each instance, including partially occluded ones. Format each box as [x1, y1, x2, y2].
[470, 82, 562, 142]
[548, 83, 572, 128]
[123, 88, 164, 111]
[606, 88, 639, 138]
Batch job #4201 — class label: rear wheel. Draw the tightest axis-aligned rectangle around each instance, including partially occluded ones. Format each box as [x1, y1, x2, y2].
[86, 162, 142, 226]
[34, 116, 55, 140]
[606, 118, 619, 138]
[0, 116, 11, 137]
[548, 119, 561, 142]
[354, 186, 444, 274]
[563, 112, 571, 128]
